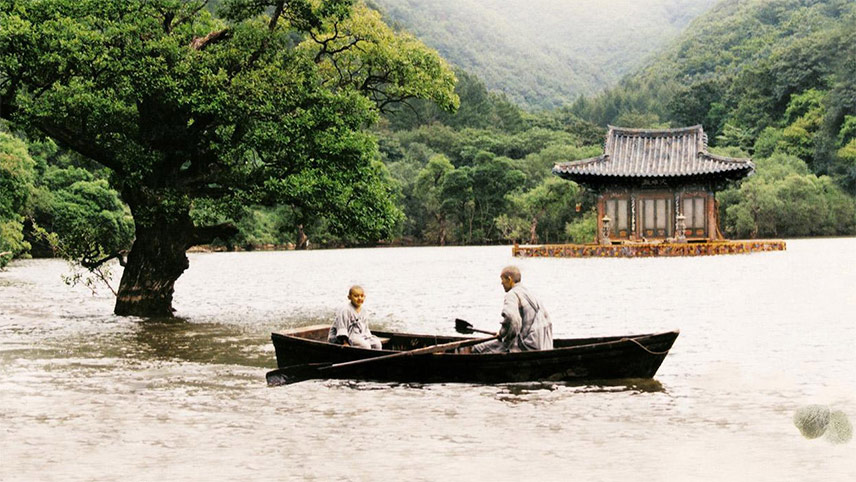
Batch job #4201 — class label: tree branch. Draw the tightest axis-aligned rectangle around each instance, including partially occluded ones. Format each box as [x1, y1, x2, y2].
[310, 22, 364, 63]
[80, 250, 128, 271]
[190, 28, 232, 50]
[173, 1, 210, 32]
[397, 98, 425, 124]
[162, 11, 175, 33]
[324, 37, 363, 58]
[37, 122, 122, 173]
[269, 1, 286, 31]
[0, 76, 20, 120]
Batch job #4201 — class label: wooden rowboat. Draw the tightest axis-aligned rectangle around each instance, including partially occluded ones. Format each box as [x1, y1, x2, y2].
[269, 325, 679, 385]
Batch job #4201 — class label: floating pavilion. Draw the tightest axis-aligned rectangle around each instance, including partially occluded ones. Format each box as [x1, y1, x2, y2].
[513, 125, 786, 258]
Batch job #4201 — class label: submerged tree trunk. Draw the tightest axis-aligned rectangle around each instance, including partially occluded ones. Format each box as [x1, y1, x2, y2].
[114, 195, 237, 317]
[114, 223, 191, 317]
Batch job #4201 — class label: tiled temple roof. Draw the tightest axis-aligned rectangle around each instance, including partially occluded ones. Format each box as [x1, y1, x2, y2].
[553, 125, 754, 181]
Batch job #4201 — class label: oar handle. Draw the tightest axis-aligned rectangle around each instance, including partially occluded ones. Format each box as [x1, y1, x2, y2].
[468, 327, 497, 336]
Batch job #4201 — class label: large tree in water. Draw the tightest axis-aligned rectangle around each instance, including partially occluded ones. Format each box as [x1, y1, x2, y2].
[0, 0, 458, 316]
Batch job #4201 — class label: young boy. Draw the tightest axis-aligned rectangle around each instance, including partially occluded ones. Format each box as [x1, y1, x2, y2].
[327, 285, 383, 349]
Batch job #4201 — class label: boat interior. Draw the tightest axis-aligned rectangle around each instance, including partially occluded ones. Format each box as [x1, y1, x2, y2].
[277, 324, 654, 351]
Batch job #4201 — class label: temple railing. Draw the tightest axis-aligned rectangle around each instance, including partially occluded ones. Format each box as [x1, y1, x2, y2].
[512, 240, 786, 258]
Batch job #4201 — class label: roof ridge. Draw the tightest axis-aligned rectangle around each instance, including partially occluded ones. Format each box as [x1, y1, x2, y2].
[702, 152, 754, 164]
[607, 124, 704, 136]
[565, 156, 603, 166]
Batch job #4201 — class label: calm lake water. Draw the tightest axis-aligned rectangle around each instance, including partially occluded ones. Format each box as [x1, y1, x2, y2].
[1, 239, 855, 481]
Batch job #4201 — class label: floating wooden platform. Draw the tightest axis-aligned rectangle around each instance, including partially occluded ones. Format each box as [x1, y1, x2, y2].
[513, 240, 786, 258]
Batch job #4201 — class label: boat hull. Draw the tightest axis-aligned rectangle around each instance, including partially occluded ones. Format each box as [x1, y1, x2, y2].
[270, 326, 679, 384]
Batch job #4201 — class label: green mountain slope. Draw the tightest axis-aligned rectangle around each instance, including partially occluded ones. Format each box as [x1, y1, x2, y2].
[370, 0, 718, 110]
[572, 0, 856, 186]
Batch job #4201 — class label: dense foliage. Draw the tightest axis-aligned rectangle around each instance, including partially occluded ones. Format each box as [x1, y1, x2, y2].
[375, 72, 603, 246]
[1, 130, 137, 273]
[26, 140, 135, 267]
[719, 153, 855, 238]
[0, 131, 34, 267]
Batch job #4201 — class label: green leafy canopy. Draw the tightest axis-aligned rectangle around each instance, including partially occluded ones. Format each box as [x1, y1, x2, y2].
[0, 0, 458, 246]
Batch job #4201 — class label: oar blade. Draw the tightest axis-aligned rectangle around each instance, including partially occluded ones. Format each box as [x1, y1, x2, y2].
[266, 364, 329, 386]
[455, 318, 474, 334]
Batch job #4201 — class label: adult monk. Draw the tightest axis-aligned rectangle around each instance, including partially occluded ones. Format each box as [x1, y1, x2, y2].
[472, 265, 553, 353]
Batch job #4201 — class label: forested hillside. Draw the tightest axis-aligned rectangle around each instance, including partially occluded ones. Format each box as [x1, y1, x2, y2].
[374, 70, 604, 247]
[572, 0, 856, 237]
[370, 0, 717, 109]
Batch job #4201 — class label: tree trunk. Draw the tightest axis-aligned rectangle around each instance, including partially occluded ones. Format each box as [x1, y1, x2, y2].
[296, 224, 309, 250]
[113, 196, 237, 317]
[114, 218, 194, 317]
[529, 216, 539, 244]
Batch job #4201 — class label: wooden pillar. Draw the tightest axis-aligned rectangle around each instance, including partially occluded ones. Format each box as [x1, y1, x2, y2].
[596, 193, 605, 244]
[706, 191, 719, 240]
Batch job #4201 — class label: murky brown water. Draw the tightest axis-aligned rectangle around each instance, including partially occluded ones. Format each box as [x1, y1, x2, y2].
[1, 240, 855, 481]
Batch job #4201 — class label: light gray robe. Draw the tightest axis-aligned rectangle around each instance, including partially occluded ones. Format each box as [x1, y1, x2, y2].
[472, 284, 553, 353]
[328, 303, 382, 349]
[511, 285, 553, 351]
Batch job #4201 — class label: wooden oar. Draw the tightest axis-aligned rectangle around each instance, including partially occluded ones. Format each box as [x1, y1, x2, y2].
[266, 332, 500, 386]
[455, 318, 496, 336]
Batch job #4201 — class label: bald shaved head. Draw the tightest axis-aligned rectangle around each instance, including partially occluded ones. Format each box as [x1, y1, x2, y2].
[500, 265, 521, 283]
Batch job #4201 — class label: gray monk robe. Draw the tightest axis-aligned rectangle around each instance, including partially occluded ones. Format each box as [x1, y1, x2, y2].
[328, 303, 382, 349]
[472, 284, 553, 353]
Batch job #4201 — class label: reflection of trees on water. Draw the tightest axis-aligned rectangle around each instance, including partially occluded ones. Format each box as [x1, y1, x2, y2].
[132, 319, 273, 368]
[130, 315, 332, 368]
